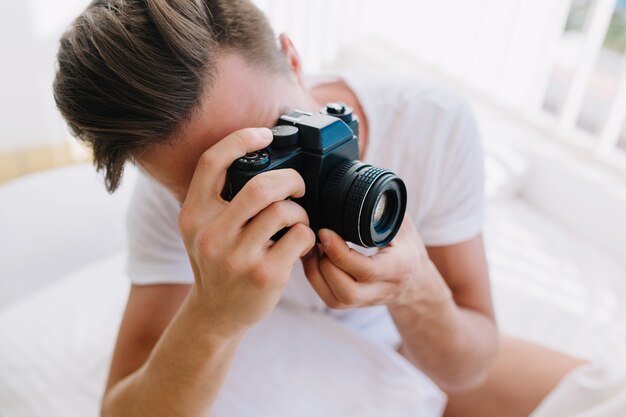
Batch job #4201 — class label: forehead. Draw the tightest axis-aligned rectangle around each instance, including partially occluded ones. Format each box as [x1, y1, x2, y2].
[187, 54, 288, 141]
[136, 53, 293, 200]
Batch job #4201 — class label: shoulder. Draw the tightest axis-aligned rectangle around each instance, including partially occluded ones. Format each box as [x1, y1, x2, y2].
[342, 69, 471, 115]
[342, 70, 478, 155]
[343, 71, 484, 245]
[344, 70, 481, 176]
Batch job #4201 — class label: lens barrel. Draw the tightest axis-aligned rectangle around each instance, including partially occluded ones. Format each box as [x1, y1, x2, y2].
[321, 161, 407, 247]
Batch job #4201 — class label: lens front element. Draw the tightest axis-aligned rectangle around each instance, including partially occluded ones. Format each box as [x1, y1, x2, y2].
[373, 193, 388, 225]
[321, 161, 407, 247]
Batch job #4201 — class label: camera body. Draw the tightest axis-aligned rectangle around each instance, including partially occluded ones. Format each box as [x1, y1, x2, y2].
[223, 103, 406, 248]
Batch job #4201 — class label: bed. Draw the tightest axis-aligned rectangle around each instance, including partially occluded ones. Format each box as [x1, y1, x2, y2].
[1, 122, 625, 415]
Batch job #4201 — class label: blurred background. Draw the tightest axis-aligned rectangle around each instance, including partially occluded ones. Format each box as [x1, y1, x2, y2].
[3, 0, 626, 168]
[2, 0, 626, 173]
[1, 1, 626, 415]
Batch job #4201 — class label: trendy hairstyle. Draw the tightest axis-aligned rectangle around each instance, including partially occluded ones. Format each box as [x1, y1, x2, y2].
[53, 0, 286, 192]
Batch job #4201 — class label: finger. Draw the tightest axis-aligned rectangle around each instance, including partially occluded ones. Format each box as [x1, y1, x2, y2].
[319, 257, 391, 307]
[319, 257, 363, 306]
[318, 228, 379, 282]
[186, 128, 273, 206]
[228, 168, 306, 223]
[301, 249, 341, 308]
[241, 200, 309, 245]
[267, 222, 316, 268]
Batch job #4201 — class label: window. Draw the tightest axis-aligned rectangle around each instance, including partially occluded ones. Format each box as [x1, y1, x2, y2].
[543, 0, 626, 156]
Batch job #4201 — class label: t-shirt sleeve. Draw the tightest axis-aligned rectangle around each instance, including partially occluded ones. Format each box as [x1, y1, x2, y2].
[418, 98, 485, 246]
[125, 172, 194, 285]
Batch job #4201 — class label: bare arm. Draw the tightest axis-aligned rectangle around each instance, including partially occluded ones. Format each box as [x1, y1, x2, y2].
[390, 235, 498, 392]
[102, 284, 245, 417]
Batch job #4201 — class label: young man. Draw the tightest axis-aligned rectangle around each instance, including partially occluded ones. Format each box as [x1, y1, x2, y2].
[53, 1, 509, 416]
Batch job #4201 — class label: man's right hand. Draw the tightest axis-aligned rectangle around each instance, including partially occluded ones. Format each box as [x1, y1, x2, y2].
[178, 127, 316, 336]
[102, 129, 314, 417]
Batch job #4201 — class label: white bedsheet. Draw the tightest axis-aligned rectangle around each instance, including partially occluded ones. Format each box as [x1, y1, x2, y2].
[0, 256, 128, 417]
[2, 141, 626, 416]
[532, 359, 626, 417]
[0, 255, 445, 417]
[487, 200, 626, 417]
[0, 163, 136, 309]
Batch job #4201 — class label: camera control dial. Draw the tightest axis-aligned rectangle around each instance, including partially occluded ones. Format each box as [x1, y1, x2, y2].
[321, 102, 353, 123]
[233, 149, 270, 171]
[270, 125, 299, 149]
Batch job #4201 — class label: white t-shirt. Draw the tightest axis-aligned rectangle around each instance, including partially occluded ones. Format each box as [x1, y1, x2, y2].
[126, 70, 484, 349]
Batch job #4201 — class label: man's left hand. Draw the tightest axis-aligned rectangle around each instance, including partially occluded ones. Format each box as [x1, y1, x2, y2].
[301, 216, 431, 309]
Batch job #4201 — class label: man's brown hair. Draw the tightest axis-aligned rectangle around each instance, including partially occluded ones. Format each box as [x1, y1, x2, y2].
[53, 0, 286, 192]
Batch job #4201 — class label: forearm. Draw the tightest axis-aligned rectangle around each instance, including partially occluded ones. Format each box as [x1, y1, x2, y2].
[102, 287, 245, 417]
[388, 260, 498, 392]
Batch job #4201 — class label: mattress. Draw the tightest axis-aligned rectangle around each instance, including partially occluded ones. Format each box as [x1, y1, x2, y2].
[1, 150, 625, 416]
[0, 255, 446, 417]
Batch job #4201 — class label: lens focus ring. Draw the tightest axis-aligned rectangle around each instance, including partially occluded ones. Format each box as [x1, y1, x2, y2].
[321, 161, 361, 233]
[321, 161, 407, 248]
[343, 166, 388, 246]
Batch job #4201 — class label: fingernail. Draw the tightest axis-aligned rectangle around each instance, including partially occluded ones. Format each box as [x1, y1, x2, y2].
[318, 229, 331, 248]
[253, 127, 272, 140]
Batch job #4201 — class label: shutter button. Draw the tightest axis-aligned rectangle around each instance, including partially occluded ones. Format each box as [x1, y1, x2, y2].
[326, 102, 346, 115]
[322, 102, 353, 123]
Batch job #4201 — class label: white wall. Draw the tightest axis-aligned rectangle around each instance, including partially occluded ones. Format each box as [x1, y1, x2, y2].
[0, 1, 88, 152]
[257, 0, 573, 110]
[0, 0, 601, 157]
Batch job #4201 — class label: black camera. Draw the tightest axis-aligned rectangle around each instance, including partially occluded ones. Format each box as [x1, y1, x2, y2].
[223, 103, 407, 248]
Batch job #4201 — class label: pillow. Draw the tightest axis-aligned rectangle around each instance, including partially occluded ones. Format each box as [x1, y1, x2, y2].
[0, 255, 128, 417]
[0, 164, 136, 309]
[0, 254, 446, 417]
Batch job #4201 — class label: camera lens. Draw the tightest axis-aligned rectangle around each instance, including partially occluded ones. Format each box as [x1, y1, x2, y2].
[321, 161, 407, 247]
[373, 193, 388, 225]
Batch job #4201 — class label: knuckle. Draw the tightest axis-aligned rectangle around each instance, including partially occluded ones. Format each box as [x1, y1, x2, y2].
[285, 168, 302, 181]
[293, 205, 311, 226]
[230, 130, 250, 152]
[286, 169, 305, 191]
[233, 128, 256, 145]
[337, 290, 358, 306]
[223, 255, 241, 275]
[362, 265, 378, 282]
[291, 222, 313, 240]
[247, 176, 269, 199]
[304, 225, 316, 244]
[249, 263, 273, 288]
[198, 148, 220, 169]
[325, 298, 342, 309]
[196, 230, 218, 259]
[329, 247, 346, 262]
[269, 201, 290, 220]
[177, 208, 195, 235]
[378, 287, 400, 306]
[333, 301, 351, 310]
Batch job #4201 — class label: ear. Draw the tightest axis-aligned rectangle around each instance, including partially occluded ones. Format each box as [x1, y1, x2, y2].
[279, 33, 304, 86]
